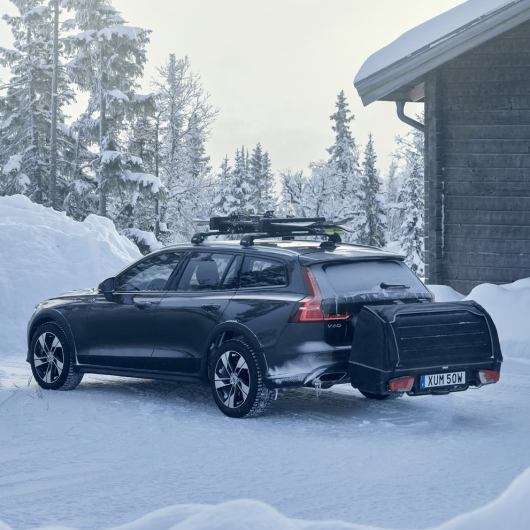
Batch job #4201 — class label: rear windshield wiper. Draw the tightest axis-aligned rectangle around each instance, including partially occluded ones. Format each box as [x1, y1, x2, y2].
[380, 283, 410, 290]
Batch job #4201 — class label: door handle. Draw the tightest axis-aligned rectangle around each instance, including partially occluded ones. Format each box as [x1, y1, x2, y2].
[134, 302, 153, 310]
[201, 304, 221, 312]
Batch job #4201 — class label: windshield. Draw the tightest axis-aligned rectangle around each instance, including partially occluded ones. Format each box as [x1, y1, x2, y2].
[315, 260, 430, 302]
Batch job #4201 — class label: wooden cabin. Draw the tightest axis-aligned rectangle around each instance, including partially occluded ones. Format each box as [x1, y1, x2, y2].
[355, 0, 530, 294]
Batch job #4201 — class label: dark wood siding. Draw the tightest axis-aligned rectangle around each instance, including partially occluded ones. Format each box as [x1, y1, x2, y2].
[424, 71, 444, 285]
[429, 21, 530, 294]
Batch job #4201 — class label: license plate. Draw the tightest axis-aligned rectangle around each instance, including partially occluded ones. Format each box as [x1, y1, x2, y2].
[420, 372, 465, 389]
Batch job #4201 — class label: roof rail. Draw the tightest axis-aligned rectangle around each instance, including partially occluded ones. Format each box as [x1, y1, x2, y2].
[191, 213, 355, 247]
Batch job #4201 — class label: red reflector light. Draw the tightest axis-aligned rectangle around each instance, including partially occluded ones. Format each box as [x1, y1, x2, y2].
[388, 376, 415, 393]
[478, 370, 500, 385]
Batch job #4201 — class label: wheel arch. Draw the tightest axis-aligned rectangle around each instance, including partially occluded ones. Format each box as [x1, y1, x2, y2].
[27, 309, 79, 364]
[201, 321, 269, 384]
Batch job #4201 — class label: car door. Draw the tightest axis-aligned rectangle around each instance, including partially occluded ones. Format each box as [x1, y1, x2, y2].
[223, 255, 298, 350]
[152, 252, 241, 374]
[87, 251, 185, 370]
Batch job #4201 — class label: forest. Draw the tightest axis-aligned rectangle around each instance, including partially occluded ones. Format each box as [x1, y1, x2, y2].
[0, 0, 425, 275]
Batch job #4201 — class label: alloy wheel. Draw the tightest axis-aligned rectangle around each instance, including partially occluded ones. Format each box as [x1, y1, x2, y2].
[214, 350, 251, 409]
[33, 332, 64, 384]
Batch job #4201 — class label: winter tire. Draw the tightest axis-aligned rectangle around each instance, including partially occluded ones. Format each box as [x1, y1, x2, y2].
[209, 339, 274, 418]
[30, 322, 84, 391]
[359, 390, 399, 400]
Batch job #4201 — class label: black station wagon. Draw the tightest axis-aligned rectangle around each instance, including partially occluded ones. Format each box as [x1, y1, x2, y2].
[27, 216, 502, 417]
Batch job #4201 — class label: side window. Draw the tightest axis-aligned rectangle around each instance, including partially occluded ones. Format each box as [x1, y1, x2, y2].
[177, 253, 234, 292]
[240, 257, 287, 289]
[221, 255, 242, 290]
[116, 252, 184, 292]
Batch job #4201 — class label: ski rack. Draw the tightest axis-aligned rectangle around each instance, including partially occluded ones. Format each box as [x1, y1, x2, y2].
[191, 213, 353, 247]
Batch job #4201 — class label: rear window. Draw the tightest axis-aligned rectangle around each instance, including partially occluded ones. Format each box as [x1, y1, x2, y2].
[316, 260, 430, 301]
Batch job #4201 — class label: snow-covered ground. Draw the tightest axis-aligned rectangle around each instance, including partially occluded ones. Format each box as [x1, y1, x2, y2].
[1, 196, 530, 529]
[2, 347, 530, 530]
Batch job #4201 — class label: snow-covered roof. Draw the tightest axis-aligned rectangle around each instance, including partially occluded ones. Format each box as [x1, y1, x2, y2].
[355, 0, 530, 106]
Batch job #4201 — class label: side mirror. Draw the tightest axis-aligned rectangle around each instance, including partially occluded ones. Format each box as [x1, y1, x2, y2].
[98, 277, 116, 293]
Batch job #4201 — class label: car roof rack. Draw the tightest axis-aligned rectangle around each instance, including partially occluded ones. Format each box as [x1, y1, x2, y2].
[191, 212, 355, 248]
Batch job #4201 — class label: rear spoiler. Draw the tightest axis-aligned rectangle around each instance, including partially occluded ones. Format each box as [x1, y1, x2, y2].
[299, 254, 405, 267]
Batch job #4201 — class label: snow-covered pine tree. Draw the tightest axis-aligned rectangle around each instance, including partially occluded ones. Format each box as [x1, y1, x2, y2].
[1, 154, 30, 195]
[398, 155, 425, 277]
[170, 117, 215, 241]
[248, 143, 263, 211]
[305, 161, 339, 219]
[0, 2, 53, 201]
[48, 0, 60, 206]
[63, 112, 99, 220]
[127, 94, 158, 176]
[1, 2, 78, 205]
[326, 90, 363, 239]
[48, 0, 78, 208]
[228, 147, 254, 215]
[249, 144, 276, 214]
[278, 169, 306, 217]
[384, 158, 402, 242]
[65, 0, 158, 219]
[151, 54, 217, 243]
[122, 92, 168, 249]
[259, 151, 276, 213]
[392, 110, 425, 273]
[394, 111, 425, 166]
[358, 133, 387, 247]
[279, 162, 340, 231]
[213, 156, 233, 214]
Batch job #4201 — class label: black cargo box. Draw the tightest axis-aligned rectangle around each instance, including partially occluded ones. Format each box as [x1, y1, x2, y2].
[349, 301, 503, 395]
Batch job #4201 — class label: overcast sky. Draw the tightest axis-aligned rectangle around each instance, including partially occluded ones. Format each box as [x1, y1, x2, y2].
[0, 0, 465, 176]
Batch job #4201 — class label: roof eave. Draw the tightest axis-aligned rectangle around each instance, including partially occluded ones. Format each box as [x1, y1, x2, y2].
[355, 1, 530, 106]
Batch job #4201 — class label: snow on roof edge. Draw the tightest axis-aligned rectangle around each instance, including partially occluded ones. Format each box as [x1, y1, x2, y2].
[355, 0, 521, 85]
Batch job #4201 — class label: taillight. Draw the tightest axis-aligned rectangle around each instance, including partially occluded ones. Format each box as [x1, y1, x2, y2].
[289, 268, 323, 322]
[289, 268, 351, 323]
[478, 370, 500, 385]
[388, 376, 415, 393]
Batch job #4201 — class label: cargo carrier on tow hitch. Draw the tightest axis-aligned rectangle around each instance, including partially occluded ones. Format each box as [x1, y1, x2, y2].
[348, 301, 502, 399]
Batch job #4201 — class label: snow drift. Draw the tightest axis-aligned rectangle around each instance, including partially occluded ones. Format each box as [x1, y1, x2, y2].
[429, 279, 530, 361]
[0, 466, 527, 530]
[427, 285, 465, 303]
[465, 279, 530, 362]
[0, 195, 141, 354]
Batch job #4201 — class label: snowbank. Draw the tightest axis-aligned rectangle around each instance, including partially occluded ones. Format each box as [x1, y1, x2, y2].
[465, 280, 530, 361]
[0, 466, 527, 530]
[429, 279, 530, 361]
[0, 195, 141, 354]
[356, 0, 517, 82]
[428, 285, 465, 302]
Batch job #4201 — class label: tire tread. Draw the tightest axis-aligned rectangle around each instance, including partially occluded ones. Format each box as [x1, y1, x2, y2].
[32, 322, 84, 391]
[213, 339, 274, 418]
